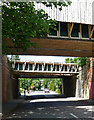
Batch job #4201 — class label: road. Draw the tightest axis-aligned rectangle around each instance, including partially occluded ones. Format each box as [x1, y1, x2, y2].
[6, 91, 94, 119]
[21, 90, 58, 96]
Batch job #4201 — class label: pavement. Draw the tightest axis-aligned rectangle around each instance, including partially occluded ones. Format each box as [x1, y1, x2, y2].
[1, 90, 94, 120]
[2, 90, 59, 119]
[5, 97, 94, 119]
[2, 96, 25, 120]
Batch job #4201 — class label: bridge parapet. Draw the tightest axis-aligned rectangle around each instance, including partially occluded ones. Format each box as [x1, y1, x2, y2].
[12, 61, 79, 74]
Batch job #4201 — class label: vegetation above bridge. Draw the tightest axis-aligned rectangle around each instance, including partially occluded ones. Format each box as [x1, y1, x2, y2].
[2, 1, 94, 57]
[2, 1, 71, 54]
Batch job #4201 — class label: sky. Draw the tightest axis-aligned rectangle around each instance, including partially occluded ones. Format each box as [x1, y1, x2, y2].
[8, 55, 74, 63]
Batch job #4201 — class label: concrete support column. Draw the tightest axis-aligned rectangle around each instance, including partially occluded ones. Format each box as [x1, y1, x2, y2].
[75, 75, 79, 98]
[43, 63, 45, 71]
[67, 65, 69, 72]
[28, 64, 29, 71]
[88, 58, 94, 99]
[12, 62, 15, 69]
[33, 64, 35, 71]
[34, 64, 36, 71]
[18, 63, 19, 71]
[51, 65, 53, 71]
[47, 64, 48, 71]
[22, 63, 25, 71]
[56, 65, 57, 71]
[60, 65, 62, 72]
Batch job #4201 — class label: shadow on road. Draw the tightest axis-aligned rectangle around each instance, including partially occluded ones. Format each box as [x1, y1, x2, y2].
[5, 97, 94, 119]
[25, 94, 67, 100]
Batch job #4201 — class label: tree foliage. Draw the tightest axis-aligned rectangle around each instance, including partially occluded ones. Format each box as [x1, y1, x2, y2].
[2, 1, 71, 53]
[31, 80, 41, 90]
[40, 1, 72, 10]
[19, 78, 32, 90]
[19, 78, 62, 93]
[9, 55, 20, 61]
[65, 57, 89, 67]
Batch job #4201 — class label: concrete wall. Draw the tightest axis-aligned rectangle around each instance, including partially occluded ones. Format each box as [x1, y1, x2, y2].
[88, 58, 94, 99]
[35, 0, 94, 24]
[2, 55, 19, 103]
[75, 58, 94, 99]
[62, 58, 94, 99]
[76, 65, 89, 98]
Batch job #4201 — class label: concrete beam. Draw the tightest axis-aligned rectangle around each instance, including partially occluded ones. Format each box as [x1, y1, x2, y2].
[4, 37, 94, 57]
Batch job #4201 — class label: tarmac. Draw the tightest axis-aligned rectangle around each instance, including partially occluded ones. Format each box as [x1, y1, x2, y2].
[1, 94, 94, 120]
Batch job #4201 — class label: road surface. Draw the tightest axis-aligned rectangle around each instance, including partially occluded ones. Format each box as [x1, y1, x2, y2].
[6, 95, 93, 119]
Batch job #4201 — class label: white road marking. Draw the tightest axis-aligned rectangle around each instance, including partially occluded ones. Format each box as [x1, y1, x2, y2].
[70, 113, 78, 119]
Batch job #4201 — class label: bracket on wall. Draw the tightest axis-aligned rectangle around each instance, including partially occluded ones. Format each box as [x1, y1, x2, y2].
[89, 26, 94, 40]
[68, 23, 74, 38]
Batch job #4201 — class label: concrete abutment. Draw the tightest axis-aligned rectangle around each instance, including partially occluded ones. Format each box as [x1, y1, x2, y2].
[2, 55, 19, 103]
[2, 55, 94, 103]
[88, 58, 94, 99]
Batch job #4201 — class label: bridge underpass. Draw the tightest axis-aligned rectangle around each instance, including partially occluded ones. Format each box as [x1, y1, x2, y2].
[2, 29, 94, 119]
[18, 76, 77, 99]
[3, 21, 94, 100]
[18, 75, 77, 98]
[12, 61, 79, 98]
[3, 61, 93, 120]
[2, 58, 92, 119]
[2, 1, 94, 118]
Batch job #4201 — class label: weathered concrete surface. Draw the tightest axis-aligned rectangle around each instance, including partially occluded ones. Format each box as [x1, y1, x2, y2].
[2, 55, 19, 103]
[76, 57, 94, 99]
[88, 58, 94, 99]
[4, 37, 94, 57]
[76, 65, 89, 99]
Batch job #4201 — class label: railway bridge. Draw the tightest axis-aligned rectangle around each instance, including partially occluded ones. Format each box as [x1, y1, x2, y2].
[11, 60, 79, 98]
[12, 61, 79, 78]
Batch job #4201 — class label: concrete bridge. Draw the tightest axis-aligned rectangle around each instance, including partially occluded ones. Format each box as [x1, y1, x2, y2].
[10, 60, 79, 98]
[12, 61, 79, 78]
[4, 1, 94, 57]
[2, 0, 94, 104]
[5, 22, 94, 57]
[2, 2, 94, 119]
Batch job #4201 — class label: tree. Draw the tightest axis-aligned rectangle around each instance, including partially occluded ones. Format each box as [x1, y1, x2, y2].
[65, 57, 89, 67]
[77, 57, 89, 67]
[31, 79, 41, 90]
[10, 55, 20, 61]
[2, 1, 71, 54]
[43, 78, 50, 88]
[65, 58, 70, 63]
[19, 78, 31, 90]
